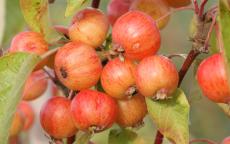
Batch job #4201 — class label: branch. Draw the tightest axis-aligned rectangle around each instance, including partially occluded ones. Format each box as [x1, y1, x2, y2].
[91, 0, 101, 8]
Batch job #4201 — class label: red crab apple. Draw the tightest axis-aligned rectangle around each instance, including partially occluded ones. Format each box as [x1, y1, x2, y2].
[9, 31, 49, 70]
[69, 8, 109, 48]
[135, 55, 179, 99]
[164, 0, 191, 8]
[116, 94, 147, 127]
[101, 58, 136, 99]
[18, 101, 35, 131]
[70, 90, 118, 131]
[222, 136, 230, 144]
[197, 53, 230, 103]
[40, 96, 77, 139]
[130, 0, 170, 29]
[107, 0, 133, 25]
[112, 11, 161, 60]
[23, 70, 48, 101]
[54, 41, 102, 90]
[9, 110, 24, 137]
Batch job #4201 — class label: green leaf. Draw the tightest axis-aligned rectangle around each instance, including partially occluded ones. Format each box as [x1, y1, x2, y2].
[20, 0, 61, 43]
[218, 103, 230, 118]
[146, 88, 190, 144]
[2, 0, 25, 48]
[65, 0, 88, 17]
[74, 132, 91, 144]
[108, 128, 138, 144]
[0, 52, 40, 144]
[219, 0, 230, 82]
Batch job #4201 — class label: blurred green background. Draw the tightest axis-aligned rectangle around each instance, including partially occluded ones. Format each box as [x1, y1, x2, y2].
[1, 0, 230, 143]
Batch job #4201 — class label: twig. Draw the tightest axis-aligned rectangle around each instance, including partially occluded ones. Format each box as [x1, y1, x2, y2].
[91, 0, 100, 8]
[193, 0, 200, 14]
[199, 0, 209, 18]
[189, 138, 217, 144]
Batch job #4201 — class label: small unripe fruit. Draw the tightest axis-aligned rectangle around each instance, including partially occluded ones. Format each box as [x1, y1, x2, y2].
[164, 0, 191, 8]
[54, 42, 102, 90]
[9, 31, 49, 70]
[117, 94, 147, 127]
[9, 111, 24, 137]
[107, 0, 132, 25]
[135, 55, 179, 98]
[40, 96, 77, 139]
[112, 11, 161, 60]
[69, 8, 109, 48]
[23, 70, 48, 101]
[197, 53, 230, 103]
[130, 0, 170, 29]
[222, 136, 230, 144]
[18, 101, 35, 131]
[71, 90, 118, 131]
[101, 58, 136, 99]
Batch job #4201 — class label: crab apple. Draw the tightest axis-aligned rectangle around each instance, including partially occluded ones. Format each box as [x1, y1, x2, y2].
[112, 11, 161, 60]
[107, 0, 133, 25]
[55, 42, 102, 90]
[69, 8, 109, 48]
[101, 58, 136, 99]
[23, 70, 48, 101]
[70, 90, 118, 131]
[222, 136, 230, 144]
[40, 96, 77, 139]
[130, 0, 170, 29]
[9, 31, 49, 70]
[18, 101, 35, 131]
[9, 111, 24, 137]
[116, 94, 147, 127]
[164, 0, 191, 8]
[197, 53, 230, 103]
[135, 55, 179, 99]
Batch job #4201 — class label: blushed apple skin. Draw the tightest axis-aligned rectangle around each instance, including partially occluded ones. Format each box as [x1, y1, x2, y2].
[101, 58, 136, 99]
[40, 96, 77, 139]
[222, 136, 230, 144]
[9, 111, 24, 137]
[164, 0, 191, 8]
[116, 94, 147, 127]
[130, 0, 170, 29]
[54, 42, 102, 90]
[197, 53, 230, 103]
[18, 101, 35, 131]
[112, 11, 161, 60]
[23, 70, 48, 101]
[107, 0, 133, 25]
[69, 8, 109, 48]
[135, 55, 179, 98]
[70, 90, 118, 131]
[9, 31, 49, 70]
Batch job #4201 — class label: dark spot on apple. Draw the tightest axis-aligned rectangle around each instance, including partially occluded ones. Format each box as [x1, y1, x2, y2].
[60, 67, 68, 78]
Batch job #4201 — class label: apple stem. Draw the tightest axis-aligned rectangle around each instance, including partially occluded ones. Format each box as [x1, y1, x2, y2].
[199, 0, 209, 18]
[193, 0, 200, 14]
[189, 138, 217, 144]
[91, 0, 101, 8]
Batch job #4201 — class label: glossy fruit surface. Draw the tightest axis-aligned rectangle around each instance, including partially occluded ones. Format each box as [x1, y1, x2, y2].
[71, 90, 118, 131]
[23, 70, 48, 101]
[222, 136, 230, 144]
[101, 58, 136, 99]
[9, 31, 49, 70]
[197, 53, 230, 103]
[40, 96, 77, 139]
[69, 8, 109, 48]
[112, 11, 161, 60]
[164, 0, 191, 8]
[135, 55, 179, 98]
[54, 42, 102, 90]
[9, 111, 24, 137]
[130, 0, 170, 29]
[18, 101, 34, 131]
[117, 94, 147, 127]
[107, 0, 132, 25]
